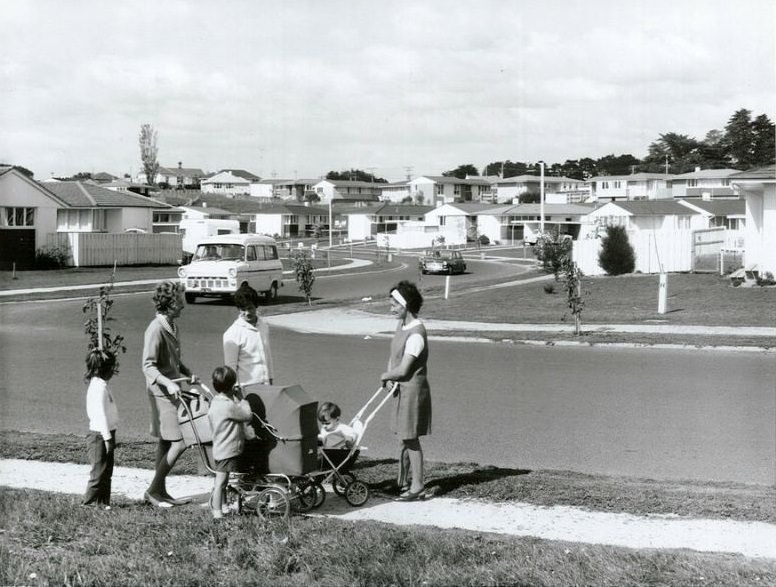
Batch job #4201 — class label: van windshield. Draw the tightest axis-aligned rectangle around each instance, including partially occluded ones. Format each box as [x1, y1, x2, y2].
[193, 244, 245, 261]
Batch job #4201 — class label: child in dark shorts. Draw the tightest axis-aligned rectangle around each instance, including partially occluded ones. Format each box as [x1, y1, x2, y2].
[206, 366, 252, 519]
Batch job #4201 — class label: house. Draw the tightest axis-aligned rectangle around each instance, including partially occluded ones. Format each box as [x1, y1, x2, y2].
[312, 180, 382, 204]
[476, 203, 595, 245]
[0, 170, 178, 268]
[103, 179, 155, 197]
[424, 203, 496, 244]
[44, 181, 173, 234]
[337, 203, 432, 242]
[584, 200, 704, 236]
[200, 169, 262, 195]
[0, 166, 71, 269]
[379, 181, 413, 203]
[252, 203, 329, 238]
[92, 172, 119, 184]
[492, 175, 590, 204]
[589, 173, 674, 202]
[408, 176, 492, 206]
[251, 179, 319, 201]
[670, 168, 741, 199]
[137, 162, 206, 189]
[730, 165, 776, 277]
[677, 198, 746, 248]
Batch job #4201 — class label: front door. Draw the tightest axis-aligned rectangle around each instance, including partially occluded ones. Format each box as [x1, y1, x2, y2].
[0, 229, 36, 270]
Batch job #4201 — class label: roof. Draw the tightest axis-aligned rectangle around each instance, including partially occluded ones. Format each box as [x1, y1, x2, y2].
[502, 203, 596, 215]
[218, 169, 261, 181]
[158, 166, 206, 177]
[316, 179, 386, 189]
[671, 168, 742, 180]
[254, 203, 329, 215]
[372, 203, 434, 216]
[435, 203, 501, 214]
[678, 199, 745, 216]
[590, 173, 674, 181]
[43, 181, 170, 208]
[183, 205, 235, 216]
[92, 172, 118, 181]
[201, 171, 251, 185]
[414, 175, 491, 185]
[494, 175, 585, 185]
[596, 200, 697, 216]
[729, 165, 776, 181]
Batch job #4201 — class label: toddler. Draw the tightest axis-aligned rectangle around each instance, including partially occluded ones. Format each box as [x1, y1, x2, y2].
[207, 365, 253, 519]
[317, 401, 357, 449]
[82, 349, 119, 507]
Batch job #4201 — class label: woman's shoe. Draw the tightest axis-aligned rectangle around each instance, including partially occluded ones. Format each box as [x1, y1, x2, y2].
[161, 494, 192, 506]
[144, 491, 173, 508]
[396, 488, 426, 502]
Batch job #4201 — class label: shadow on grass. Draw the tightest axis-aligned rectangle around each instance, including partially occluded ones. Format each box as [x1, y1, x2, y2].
[357, 459, 531, 498]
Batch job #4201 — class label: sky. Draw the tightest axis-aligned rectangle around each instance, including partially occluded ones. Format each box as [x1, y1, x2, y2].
[1, 0, 774, 182]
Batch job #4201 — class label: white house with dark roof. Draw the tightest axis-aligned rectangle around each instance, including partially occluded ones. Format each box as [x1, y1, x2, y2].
[677, 198, 746, 248]
[137, 163, 206, 189]
[200, 170, 253, 195]
[409, 176, 492, 206]
[311, 179, 382, 204]
[492, 175, 590, 204]
[670, 168, 741, 199]
[252, 203, 329, 238]
[584, 200, 704, 237]
[250, 179, 318, 200]
[589, 172, 674, 202]
[730, 165, 776, 276]
[379, 181, 412, 203]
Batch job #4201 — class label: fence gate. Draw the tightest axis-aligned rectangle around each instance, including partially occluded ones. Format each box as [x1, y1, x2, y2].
[691, 227, 725, 273]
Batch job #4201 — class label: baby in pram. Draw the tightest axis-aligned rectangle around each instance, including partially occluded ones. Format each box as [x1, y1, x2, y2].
[317, 401, 357, 449]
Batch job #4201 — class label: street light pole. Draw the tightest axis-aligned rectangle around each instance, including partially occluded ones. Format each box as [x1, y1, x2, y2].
[539, 161, 545, 234]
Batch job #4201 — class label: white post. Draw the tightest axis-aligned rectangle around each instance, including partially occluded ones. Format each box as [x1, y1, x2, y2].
[97, 303, 104, 350]
[444, 275, 450, 299]
[539, 161, 545, 234]
[328, 197, 333, 250]
[12, 262, 17, 280]
[658, 272, 668, 314]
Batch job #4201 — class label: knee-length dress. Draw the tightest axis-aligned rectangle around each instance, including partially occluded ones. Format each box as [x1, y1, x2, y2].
[142, 315, 190, 441]
[389, 319, 432, 440]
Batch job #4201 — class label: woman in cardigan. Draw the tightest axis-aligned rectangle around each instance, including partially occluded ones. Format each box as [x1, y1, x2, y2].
[142, 280, 197, 508]
[380, 280, 432, 502]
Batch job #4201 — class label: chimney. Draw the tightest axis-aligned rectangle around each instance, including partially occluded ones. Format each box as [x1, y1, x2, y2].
[178, 162, 183, 169]
[695, 167, 701, 172]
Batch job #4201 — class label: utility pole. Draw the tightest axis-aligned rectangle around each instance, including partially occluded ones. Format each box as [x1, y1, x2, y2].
[539, 161, 545, 234]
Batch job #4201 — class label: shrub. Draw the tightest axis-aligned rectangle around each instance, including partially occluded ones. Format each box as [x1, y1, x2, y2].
[598, 225, 635, 275]
[543, 283, 555, 294]
[34, 245, 69, 269]
[291, 250, 315, 305]
[478, 234, 490, 246]
[535, 232, 572, 276]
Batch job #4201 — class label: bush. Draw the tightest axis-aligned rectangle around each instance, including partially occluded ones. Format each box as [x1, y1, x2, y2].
[543, 283, 555, 294]
[598, 225, 635, 275]
[34, 245, 69, 269]
[535, 233, 572, 276]
[478, 234, 490, 246]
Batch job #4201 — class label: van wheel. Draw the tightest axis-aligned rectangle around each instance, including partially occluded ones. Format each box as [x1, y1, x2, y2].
[185, 293, 196, 304]
[265, 283, 278, 302]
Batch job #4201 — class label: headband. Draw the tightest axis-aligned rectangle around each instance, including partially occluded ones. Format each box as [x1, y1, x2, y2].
[390, 289, 407, 308]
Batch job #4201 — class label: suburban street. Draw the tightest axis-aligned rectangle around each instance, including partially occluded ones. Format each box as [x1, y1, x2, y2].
[1, 261, 773, 486]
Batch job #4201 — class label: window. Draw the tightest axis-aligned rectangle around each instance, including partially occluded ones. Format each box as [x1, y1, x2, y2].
[688, 179, 697, 187]
[601, 181, 609, 189]
[56, 209, 106, 231]
[721, 179, 730, 186]
[435, 184, 444, 195]
[454, 185, 461, 195]
[676, 216, 690, 229]
[613, 181, 621, 189]
[3, 207, 35, 227]
[247, 246, 257, 261]
[439, 216, 446, 226]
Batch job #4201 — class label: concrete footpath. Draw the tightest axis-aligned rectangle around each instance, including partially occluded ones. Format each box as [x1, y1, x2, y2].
[3, 458, 776, 560]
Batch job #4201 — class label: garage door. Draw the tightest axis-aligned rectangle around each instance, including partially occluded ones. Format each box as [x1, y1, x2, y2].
[0, 229, 36, 270]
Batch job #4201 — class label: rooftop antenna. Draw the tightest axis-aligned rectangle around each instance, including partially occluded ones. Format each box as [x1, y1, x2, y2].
[404, 166, 413, 181]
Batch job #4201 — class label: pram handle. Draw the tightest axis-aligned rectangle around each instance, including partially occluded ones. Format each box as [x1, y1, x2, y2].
[250, 411, 287, 443]
[352, 383, 397, 421]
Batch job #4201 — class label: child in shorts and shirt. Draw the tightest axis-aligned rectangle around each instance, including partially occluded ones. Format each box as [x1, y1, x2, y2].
[207, 365, 252, 519]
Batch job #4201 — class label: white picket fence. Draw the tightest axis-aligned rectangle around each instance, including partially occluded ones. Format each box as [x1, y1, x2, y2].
[46, 232, 183, 267]
[573, 230, 693, 276]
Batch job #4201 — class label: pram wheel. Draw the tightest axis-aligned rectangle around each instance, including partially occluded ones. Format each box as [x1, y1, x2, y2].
[332, 473, 355, 496]
[299, 480, 326, 510]
[253, 486, 290, 520]
[345, 480, 369, 507]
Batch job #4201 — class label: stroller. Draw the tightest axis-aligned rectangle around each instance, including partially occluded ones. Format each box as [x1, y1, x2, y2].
[294, 383, 397, 510]
[176, 379, 293, 520]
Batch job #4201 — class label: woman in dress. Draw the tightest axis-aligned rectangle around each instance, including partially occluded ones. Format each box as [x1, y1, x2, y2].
[380, 280, 432, 501]
[142, 280, 196, 507]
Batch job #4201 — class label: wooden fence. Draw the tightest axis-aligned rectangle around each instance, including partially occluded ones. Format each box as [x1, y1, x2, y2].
[46, 232, 182, 267]
[573, 230, 693, 276]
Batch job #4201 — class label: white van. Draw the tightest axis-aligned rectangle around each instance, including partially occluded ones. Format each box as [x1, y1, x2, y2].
[179, 218, 240, 259]
[178, 234, 284, 304]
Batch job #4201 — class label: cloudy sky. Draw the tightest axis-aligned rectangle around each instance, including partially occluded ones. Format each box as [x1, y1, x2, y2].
[1, 0, 774, 181]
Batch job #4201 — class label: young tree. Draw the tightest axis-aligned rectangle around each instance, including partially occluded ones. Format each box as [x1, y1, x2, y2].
[561, 261, 585, 336]
[292, 250, 316, 305]
[598, 225, 636, 275]
[139, 123, 159, 186]
[82, 271, 126, 374]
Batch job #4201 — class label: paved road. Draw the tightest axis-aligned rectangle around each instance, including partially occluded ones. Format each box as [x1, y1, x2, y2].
[1, 291, 773, 485]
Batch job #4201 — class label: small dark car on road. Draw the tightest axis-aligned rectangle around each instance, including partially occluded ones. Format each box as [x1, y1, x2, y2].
[420, 249, 467, 275]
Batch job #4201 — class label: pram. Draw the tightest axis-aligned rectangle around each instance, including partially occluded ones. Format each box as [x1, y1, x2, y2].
[177, 379, 396, 516]
[176, 379, 293, 520]
[293, 383, 397, 510]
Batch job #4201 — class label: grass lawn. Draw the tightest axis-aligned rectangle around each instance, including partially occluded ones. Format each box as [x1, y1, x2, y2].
[3, 432, 776, 587]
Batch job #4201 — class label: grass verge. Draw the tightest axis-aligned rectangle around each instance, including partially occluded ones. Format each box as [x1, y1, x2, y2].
[3, 431, 775, 523]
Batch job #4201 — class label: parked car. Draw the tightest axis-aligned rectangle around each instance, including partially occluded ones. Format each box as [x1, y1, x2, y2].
[420, 249, 467, 275]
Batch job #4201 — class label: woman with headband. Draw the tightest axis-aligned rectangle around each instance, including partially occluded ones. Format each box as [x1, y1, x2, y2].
[380, 280, 432, 501]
